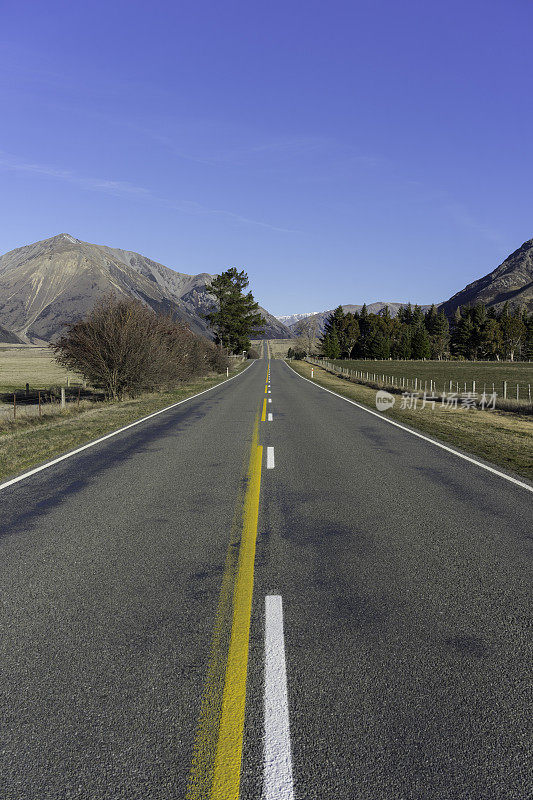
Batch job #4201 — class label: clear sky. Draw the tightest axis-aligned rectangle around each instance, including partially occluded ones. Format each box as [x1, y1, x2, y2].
[1, 0, 532, 315]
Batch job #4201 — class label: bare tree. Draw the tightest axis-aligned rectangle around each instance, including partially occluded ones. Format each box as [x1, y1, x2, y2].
[52, 296, 228, 399]
[293, 315, 320, 355]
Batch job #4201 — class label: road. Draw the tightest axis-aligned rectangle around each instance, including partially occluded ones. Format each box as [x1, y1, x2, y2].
[0, 352, 531, 799]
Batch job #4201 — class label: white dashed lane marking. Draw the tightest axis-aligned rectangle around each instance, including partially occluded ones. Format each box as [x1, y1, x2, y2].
[263, 595, 294, 800]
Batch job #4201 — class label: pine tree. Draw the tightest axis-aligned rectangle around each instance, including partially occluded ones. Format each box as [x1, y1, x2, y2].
[320, 306, 348, 357]
[339, 312, 359, 357]
[524, 316, 533, 360]
[411, 326, 431, 359]
[392, 326, 412, 359]
[424, 304, 439, 335]
[411, 304, 425, 329]
[430, 311, 450, 359]
[322, 329, 341, 358]
[452, 311, 474, 358]
[367, 327, 390, 359]
[205, 268, 265, 353]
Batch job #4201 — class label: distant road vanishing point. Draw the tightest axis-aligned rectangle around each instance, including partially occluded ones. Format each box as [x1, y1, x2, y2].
[1, 348, 531, 799]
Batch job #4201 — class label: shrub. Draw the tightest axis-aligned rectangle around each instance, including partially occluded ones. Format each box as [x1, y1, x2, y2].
[52, 296, 228, 399]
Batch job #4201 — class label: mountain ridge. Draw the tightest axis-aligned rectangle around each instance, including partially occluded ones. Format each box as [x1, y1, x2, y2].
[0, 234, 291, 343]
[281, 302, 435, 333]
[439, 237, 533, 316]
[2, 233, 531, 344]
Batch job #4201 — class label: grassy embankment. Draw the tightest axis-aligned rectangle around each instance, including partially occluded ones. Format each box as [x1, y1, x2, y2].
[0, 351, 248, 483]
[288, 359, 533, 482]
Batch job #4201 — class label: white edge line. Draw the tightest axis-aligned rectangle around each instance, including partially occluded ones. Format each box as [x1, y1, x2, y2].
[284, 361, 533, 494]
[263, 595, 294, 800]
[0, 362, 255, 493]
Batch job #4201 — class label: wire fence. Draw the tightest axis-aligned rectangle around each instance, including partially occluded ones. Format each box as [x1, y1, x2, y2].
[0, 357, 248, 422]
[306, 358, 533, 412]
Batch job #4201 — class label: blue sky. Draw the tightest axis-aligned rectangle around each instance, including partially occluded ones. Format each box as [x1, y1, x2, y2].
[1, 0, 532, 315]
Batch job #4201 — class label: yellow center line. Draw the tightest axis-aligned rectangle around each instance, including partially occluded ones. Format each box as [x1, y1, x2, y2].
[186, 403, 265, 800]
[211, 419, 263, 799]
[261, 399, 267, 422]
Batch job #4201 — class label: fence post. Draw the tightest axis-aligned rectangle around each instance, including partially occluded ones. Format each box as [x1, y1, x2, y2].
[472, 380, 475, 394]
[516, 384, 519, 401]
[61, 387, 66, 409]
[38, 391, 42, 417]
[13, 393, 16, 420]
[503, 381, 507, 399]
[529, 384, 531, 403]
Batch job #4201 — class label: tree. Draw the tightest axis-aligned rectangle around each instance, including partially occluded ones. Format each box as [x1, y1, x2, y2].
[451, 311, 474, 358]
[52, 296, 227, 399]
[499, 304, 526, 361]
[366, 327, 390, 359]
[397, 302, 413, 326]
[411, 325, 431, 359]
[320, 306, 345, 357]
[524, 315, 533, 361]
[411, 304, 425, 329]
[293, 315, 320, 355]
[478, 318, 503, 360]
[391, 324, 412, 359]
[205, 268, 265, 353]
[339, 312, 359, 357]
[430, 311, 450, 359]
[424, 304, 439, 335]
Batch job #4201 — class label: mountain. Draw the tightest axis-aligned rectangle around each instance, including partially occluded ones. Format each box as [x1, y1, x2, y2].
[275, 312, 320, 328]
[0, 323, 23, 344]
[440, 238, 533, 316]
[0, 234, 291, 343]
[287, 302, 434, 333]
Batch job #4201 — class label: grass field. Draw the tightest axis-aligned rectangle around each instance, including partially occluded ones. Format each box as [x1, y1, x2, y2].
[288, 360, 533, 481]
[0, 362, 248, 483]
[328, 358, 533, 396]
[0, 345, 80, 391]
[252, 339, 309, 358]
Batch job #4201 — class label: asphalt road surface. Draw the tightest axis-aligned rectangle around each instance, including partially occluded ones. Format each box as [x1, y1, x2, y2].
[1, 354, 531, 799]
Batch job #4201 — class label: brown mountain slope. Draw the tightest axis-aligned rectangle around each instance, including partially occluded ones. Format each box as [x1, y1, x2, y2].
[0, 234, 290, 342]
[0, 323, 23, 344]
[440, 238, 533, 316]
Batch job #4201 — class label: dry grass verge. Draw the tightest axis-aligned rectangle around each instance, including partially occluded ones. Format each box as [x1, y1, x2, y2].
[288, 360, 533, 482]
[0, 364, 247, 484]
